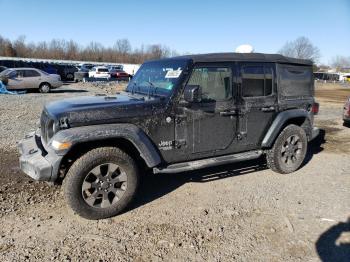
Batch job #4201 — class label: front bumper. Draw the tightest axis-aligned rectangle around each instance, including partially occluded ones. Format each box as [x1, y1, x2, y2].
[18, 131, 62, 181]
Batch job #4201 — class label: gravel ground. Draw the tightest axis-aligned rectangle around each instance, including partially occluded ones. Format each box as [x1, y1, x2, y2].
[0, 82, 349, 261]
[0, 82, 127, 153]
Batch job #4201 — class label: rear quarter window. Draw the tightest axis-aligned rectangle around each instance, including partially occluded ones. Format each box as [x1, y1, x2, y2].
[278, 64, 313, 98]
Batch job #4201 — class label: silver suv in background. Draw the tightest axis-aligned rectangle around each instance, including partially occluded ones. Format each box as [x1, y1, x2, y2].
[0, 68, 62, 93]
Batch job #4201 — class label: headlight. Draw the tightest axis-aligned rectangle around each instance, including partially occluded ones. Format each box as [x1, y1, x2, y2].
[53, 121, 60, 134]
[51, 140, 72, 150]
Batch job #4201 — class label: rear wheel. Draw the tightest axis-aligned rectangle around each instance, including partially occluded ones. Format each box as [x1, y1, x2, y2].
[63, 147, 139, 219]
[39, 83, 51, 93]
[66, 73, 74, 80]
[266, 124, 307, 174]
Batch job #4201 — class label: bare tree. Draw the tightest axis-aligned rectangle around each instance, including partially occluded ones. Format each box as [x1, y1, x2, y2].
[147, 44, 170, 59]
[114, 39, 131, 54]
[4, 42, 16, 57]
[0, 34, 178, 64]
[113, 39, 132, 62]
[65, 40, 79, 60]
[331, 55, 350, 71]
[49, 39, 65, 59]
[33, 41, 49, 59]
[13, 35, 28, 57]
[278, 36, 320, 62]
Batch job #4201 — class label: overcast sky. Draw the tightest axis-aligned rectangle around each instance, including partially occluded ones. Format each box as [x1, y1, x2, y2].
[1, 0, 349, 64]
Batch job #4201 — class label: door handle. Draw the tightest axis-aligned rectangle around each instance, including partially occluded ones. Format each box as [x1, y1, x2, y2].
[261, 106, 275, 112]
[220, 110, 237, 116]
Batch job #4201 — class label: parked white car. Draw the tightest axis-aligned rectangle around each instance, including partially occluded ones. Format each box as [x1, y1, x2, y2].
[88, 66, 110, 80]
[0, 68, 62, 93]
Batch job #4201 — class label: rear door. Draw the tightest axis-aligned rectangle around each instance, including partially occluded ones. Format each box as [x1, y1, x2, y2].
[236, 63, 277, 150]
[23, 70, 41, 88]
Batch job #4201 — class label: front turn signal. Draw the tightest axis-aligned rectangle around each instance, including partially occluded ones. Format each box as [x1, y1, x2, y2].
[51, 140, 72, 150]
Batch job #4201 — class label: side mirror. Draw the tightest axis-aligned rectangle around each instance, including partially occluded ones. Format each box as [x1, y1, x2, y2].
[184, 85, 202, 103]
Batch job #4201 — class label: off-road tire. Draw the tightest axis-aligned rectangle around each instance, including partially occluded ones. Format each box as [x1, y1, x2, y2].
[66, 73, 74, 80]
[39, 83, 51, 93]
[266, 124, 307, 174]
[63, 147, 139, 220]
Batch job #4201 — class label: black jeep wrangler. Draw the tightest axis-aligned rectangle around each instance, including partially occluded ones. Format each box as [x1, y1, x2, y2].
[18, 53, 319, 219]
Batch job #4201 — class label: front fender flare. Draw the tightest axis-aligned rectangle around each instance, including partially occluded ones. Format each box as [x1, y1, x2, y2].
[52, 123, 162, 167]
[261, 109, 309, 148]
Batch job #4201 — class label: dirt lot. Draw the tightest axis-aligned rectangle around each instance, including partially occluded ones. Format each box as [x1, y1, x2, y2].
[0, 82, 349, 261]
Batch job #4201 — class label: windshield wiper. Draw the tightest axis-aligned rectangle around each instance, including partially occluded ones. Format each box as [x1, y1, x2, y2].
[129, 81, 165, 99]
[146, 81, 165, 99]
[146, 81, 155, 98]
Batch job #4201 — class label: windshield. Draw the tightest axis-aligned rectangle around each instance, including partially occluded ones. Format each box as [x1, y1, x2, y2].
[0, 69, 13, 76]
[126, 60, 188, 97]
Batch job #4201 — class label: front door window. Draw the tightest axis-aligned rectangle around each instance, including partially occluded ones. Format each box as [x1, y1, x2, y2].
[188, 67, 232, 102]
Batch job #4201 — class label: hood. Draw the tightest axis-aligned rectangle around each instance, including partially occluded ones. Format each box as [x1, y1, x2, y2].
[44, 92, 166, 127]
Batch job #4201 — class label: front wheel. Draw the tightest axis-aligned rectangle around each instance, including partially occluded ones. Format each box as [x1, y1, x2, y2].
[266, 124, 307, 174]
[63, 147, 139, 219]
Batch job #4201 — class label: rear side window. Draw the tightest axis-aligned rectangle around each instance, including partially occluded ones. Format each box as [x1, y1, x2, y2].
[242, 65, 273, 97]
[24, 70, 40, 77]
[278, 65, 313, 98]
[188, 67, 232, 102]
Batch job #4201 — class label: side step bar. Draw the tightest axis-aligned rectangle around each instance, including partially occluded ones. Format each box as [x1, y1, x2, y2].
[154, 150, 263, 174]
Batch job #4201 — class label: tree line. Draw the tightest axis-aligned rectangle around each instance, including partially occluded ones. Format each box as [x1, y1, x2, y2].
[0, 35, 179, 64]
[1, 35, 349, 71]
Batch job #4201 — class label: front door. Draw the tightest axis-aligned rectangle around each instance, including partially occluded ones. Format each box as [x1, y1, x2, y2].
[23, 69, 41, 88]
[236, 63, 277, 150]
[174, 63, 237, 162]
[7, 70, 25, 89]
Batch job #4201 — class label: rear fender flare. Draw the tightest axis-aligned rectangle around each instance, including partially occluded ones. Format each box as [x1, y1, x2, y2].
[261, 109, 309, 148]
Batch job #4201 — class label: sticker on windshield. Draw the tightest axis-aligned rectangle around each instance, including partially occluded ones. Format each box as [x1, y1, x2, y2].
[165, 69, 182, 78]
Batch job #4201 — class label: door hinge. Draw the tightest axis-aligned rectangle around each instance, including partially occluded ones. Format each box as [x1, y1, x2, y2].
[175, 115, 186, 124]
[237, 132, 247, 140]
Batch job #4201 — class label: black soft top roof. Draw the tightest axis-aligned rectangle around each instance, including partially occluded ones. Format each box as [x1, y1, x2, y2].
[149, 53, 313, 66]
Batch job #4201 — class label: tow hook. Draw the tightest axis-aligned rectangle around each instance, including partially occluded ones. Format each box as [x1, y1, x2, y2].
[29, 148, 38, 155]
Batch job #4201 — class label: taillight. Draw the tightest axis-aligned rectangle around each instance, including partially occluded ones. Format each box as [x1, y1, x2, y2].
[346, 102, 350, 116]
[312, 102, 319, 115]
